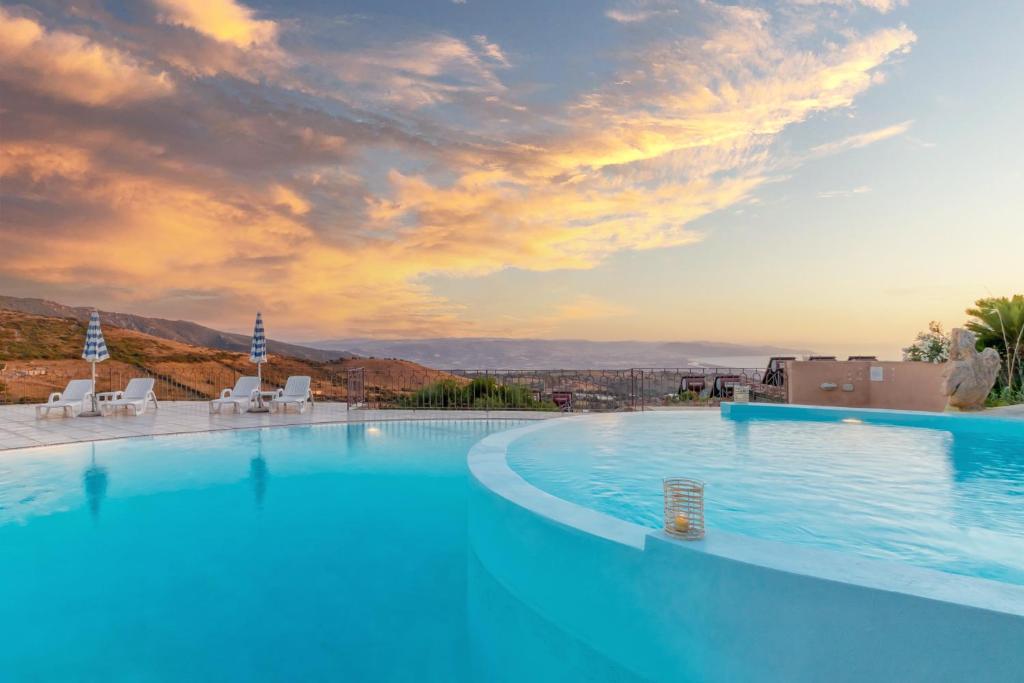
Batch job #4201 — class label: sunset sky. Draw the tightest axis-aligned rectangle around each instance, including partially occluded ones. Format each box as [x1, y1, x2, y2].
[1, 0, 1021, 357]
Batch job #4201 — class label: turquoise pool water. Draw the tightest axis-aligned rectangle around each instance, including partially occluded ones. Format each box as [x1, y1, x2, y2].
[0, 421, 641, 682]
[507, 411, 1024, 585]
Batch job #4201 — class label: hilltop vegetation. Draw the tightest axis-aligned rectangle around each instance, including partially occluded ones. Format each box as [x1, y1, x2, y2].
[0, 311, 86, 360]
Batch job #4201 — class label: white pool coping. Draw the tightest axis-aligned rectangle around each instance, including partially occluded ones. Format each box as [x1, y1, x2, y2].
[467, 410, 1024, 618]
[0, 401, 562, 452]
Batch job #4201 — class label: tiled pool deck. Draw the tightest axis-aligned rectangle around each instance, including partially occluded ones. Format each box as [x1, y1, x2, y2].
[990, 403, 1024, 418]
[1, 401, 1017, 452]
[0, 402, 561, 451]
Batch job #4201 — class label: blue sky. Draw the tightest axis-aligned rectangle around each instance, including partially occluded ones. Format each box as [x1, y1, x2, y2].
[1, 0, 1020, 357]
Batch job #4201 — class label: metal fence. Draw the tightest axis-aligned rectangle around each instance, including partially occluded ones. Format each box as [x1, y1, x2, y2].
[0, 364, 785, 410]
[341, 366, 784, 410]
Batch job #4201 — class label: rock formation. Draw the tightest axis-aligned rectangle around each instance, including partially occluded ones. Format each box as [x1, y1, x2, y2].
[942, 328, 1001, 410]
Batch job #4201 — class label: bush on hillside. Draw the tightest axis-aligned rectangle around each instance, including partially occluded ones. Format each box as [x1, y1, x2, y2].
[399, 377, 557, 410]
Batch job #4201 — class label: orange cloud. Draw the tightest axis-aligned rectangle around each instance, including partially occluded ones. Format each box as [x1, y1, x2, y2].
[0, 142, 92, 182]
[270, 184, 312, 215]
[0, 8, 173, 106]
[153, 0, 277, 48]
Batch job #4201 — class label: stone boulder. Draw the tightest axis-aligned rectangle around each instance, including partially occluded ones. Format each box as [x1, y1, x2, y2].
[942, 328, 1001, 410]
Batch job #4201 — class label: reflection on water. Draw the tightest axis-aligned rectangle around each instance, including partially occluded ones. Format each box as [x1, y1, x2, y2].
[249, 432, 269, 509]
[948, 429, 1024, 483]
[729, 417, 750, 453]
[82, 444, 108, 521]
[346, 422, 367, 449]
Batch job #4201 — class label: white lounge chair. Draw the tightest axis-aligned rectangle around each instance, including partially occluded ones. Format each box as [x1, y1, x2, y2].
[270, 376, 313, 414]
[35, 379, 95, 418]
[98, 378, 158, 416]
[210, 376, 261, 414]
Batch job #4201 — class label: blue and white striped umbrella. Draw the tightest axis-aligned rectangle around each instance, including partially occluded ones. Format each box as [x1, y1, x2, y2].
[250, 312, 267, 383]
[82, 310, 109, 391]
[82, 310, 109, 364]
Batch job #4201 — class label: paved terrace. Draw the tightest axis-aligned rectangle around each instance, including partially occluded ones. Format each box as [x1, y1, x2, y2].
[0, 402, 561, 452]
[1, 401, 1018, 452]
[990, 403, 1024, 418]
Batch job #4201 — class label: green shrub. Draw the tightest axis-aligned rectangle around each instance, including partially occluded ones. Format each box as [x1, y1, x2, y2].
[985, 385, 1024, 407]
[902, 322, 950, 363]
[399, 377, 557, 410]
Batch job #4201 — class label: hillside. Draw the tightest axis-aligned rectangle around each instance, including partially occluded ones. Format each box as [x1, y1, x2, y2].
[0, 310, 455, 403]
[309, 337, 812, 370]
[0, 295, 354, 363]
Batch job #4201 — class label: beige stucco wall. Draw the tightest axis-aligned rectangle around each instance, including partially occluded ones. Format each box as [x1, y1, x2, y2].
[785, 361, 947, 412]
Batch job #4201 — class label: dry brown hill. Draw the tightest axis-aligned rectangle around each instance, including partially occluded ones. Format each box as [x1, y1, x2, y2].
[0, 309, 458, 403]
[0, 295, 354, 362]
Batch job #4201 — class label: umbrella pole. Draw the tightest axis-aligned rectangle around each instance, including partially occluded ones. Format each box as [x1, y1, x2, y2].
[86, 360, 99, 414]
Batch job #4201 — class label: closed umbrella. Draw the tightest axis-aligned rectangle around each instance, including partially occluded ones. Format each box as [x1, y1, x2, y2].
[250, 312, 267, 389]
[82, 310, 109, 414]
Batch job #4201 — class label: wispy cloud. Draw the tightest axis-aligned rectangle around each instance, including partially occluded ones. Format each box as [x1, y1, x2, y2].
[818, 185, 872, 199]
[605, 0, 680, 24]
[307, 34, 509, 109]
[790, 0, 908, 13]
[473, 35, 510, 67]
[809, 120, 913, 157]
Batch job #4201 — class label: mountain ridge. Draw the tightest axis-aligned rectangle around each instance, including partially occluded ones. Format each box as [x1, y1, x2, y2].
[308, 337, 812, 370]
[0, 296, 353, 363]
[1, 295, 811, 370]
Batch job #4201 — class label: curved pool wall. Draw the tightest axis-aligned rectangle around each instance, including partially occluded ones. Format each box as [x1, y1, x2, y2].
[467, 412, 1024, 682]
[721, 400, 1024, 435]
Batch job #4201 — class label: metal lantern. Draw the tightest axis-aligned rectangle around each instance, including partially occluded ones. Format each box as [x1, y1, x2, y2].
[663, 478, 705, 540]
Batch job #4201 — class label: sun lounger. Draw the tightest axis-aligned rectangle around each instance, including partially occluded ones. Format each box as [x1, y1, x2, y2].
[35, 379, 94, 418]
[763, 356, 795, 387]
[678, 375, 707, 393]
[270, 376, 312, 413]
[710, 374, 742, 398]
[551, 390, 573, 412]
[98, 378, 159, 416]
[210, 376, 261, 414]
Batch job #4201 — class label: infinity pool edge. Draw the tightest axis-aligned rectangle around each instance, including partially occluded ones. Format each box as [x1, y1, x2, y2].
[467, 408, 1024, 682]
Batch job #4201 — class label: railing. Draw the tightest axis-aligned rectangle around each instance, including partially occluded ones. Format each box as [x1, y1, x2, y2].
[347, 368, 366, 408]
[0, 364, 785, 410]
[356, 366, 783, 410]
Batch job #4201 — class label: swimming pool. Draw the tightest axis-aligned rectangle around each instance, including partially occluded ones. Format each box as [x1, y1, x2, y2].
[0, 420, 641, 682]
[4, 411, 1022, 681]
[507, 407, 1024, 584]
[467, 406, 1024, 682]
